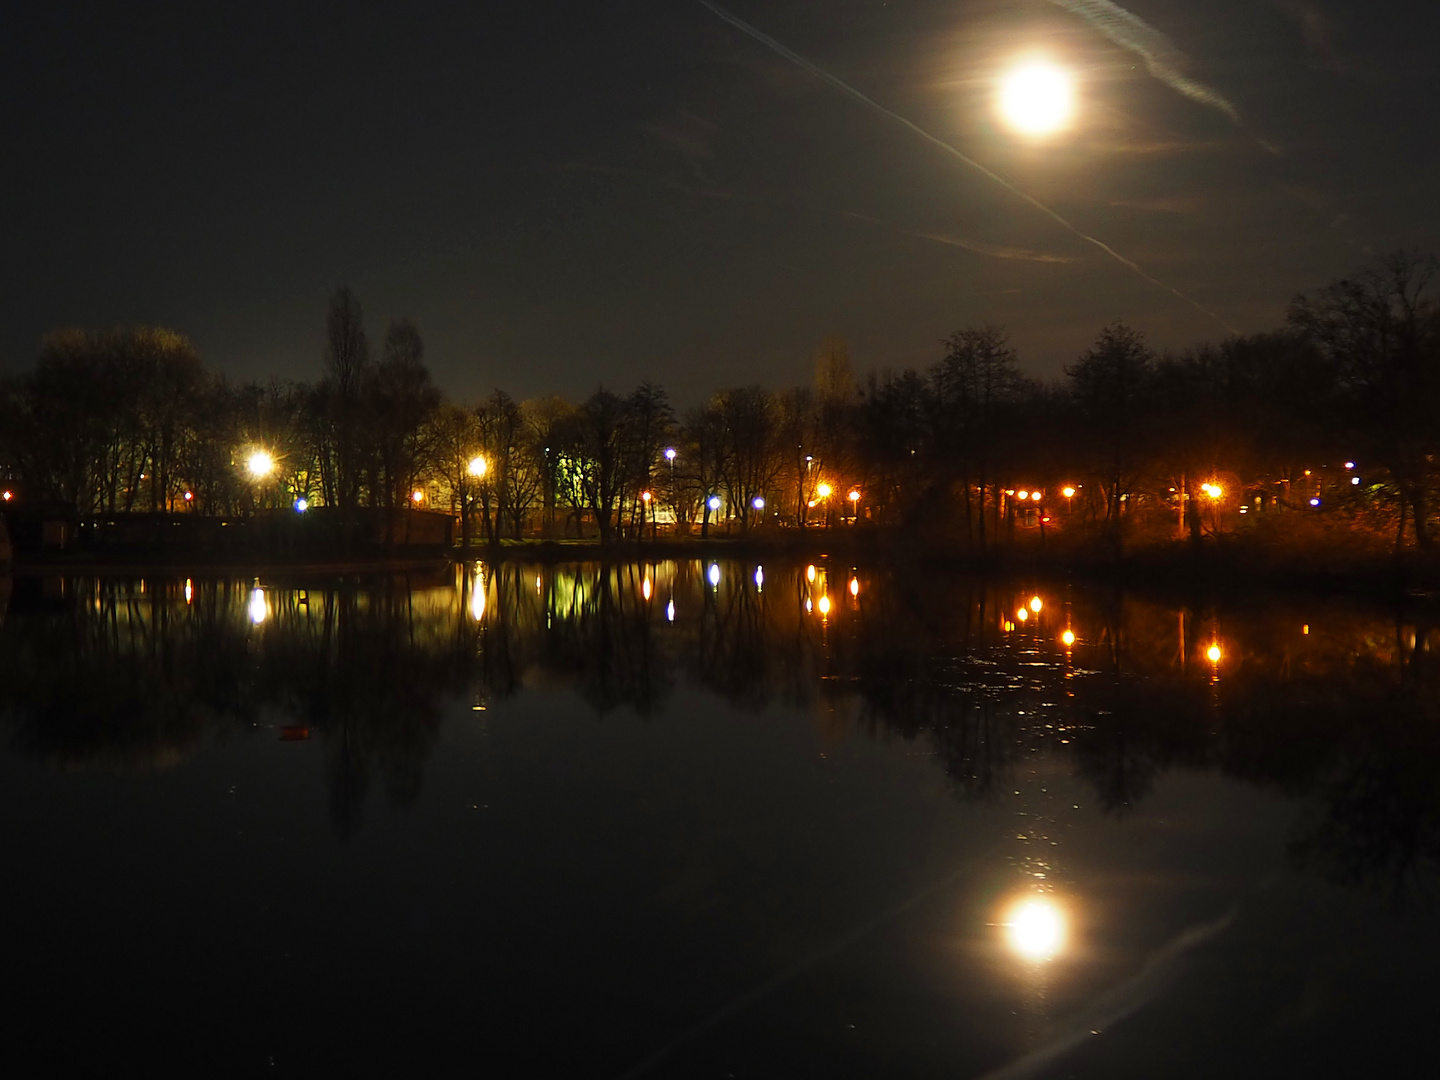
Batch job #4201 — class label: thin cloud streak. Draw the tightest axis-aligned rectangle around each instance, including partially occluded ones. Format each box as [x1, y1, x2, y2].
[916, 232, 1074, 263]
[1048, 0, 1241, 123]
[565, 165, 1075, 266]
[693, 0, 1236, 333]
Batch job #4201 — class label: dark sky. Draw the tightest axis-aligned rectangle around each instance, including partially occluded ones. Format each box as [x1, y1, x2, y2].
[3, 0, 1437, 405]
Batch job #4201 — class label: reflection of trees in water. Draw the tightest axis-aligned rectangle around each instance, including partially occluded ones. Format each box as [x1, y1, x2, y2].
[2, 566, 1439, 895]
[0, 579, 255, 769]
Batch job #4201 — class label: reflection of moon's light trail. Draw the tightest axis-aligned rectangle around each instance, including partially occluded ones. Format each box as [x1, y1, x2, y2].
[693, 0, 1235, 332]
[1005, 896, 1066, 960]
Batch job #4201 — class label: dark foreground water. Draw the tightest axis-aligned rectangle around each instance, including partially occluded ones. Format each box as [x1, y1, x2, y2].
[1, 562, 1437, 1076]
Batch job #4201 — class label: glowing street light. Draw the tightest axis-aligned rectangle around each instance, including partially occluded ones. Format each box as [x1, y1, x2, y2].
[818, 594, 831, 616]
[1016, 607, 1028, 622]
[1062, 486, 1076, 499]
[752, 496, 765, 511]
[411, 490, 425, 504]
[3, 490, 13, 501]
[246, 450, 275, 479]
[294, 498, 309, 513]
[1029, 596, 1043, 613]
[641, 490, 653, 504]
[816, 482, 833, 499]
[847, 490, 860, 503]
[664, 448, 677, 462]
[1016, 490, 1030, 501]
[468, 455, 488, 478]
[707, 495, 722, 512]
[1207, 643, 1223, 664]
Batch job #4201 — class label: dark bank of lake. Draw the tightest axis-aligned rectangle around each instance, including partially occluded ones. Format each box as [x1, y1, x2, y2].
[0, 561, 1436, 1076]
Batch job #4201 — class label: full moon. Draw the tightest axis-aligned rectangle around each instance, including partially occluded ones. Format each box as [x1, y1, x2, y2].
[998, 61, 1074, 137]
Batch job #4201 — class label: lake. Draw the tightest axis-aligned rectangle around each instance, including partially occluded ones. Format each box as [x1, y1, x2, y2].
[1, 561, 1436, 1076]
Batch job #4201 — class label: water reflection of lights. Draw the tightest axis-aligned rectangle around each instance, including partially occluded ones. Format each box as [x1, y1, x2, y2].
[666, 600, 675, 622]
[248, 588, 268, 626]
[849, 576, 859, 597]
[708, 563, 721, 587]
[1004, 897, 1066, 961]
[1061, 629, 1075, 647]
[806, 564, 817, 583]
[470, 571, 487, 622]
[818, 595, 831, 616]
[1016, 607, 1028, 622]
[754, 566, 764, 589]
[1207, 643, 1222, 664]
[1029, 596, 1043, 613]
[805, 598, 813, 613]
[642, 577, 652, 601]
[184, 578, 193, 605]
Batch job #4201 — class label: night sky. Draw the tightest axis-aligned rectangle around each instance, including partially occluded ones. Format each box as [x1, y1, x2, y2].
[3, 0, 1437, 404]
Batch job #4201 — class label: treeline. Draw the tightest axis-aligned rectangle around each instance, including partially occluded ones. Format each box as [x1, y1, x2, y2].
[3, 252, 1438, 550]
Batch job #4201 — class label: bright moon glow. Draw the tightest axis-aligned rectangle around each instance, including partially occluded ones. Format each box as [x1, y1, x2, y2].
[999, 62, 1074, 136]
[1006, 898, 1065, 960]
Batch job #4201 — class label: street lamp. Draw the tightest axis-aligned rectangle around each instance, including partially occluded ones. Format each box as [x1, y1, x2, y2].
[246, 450, 275, 479]
[468, 455, 488, 479]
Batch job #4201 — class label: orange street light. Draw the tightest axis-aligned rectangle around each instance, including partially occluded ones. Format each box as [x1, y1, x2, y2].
[468, 455, 488, 478]
[816, 482, 833, 499]
[1062, 486, 1076, 499]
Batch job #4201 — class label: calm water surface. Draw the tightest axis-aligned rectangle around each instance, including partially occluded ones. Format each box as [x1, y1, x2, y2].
[1, 562, 1437, 1075]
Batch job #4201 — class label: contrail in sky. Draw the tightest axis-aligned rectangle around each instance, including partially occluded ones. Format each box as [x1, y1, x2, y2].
[694, 1, 1236, 334]
[1048, 0, 1240, 123]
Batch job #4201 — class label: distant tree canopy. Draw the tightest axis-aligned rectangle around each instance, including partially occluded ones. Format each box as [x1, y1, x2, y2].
[4, 254, 1440, 550]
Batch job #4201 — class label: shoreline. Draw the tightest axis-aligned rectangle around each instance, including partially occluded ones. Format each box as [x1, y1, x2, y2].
[7, 532, 1440, 601]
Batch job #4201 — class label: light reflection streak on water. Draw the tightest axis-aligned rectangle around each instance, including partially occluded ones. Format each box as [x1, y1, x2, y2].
[247, 587, 268, 626]
[470, 568, 487, 623]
